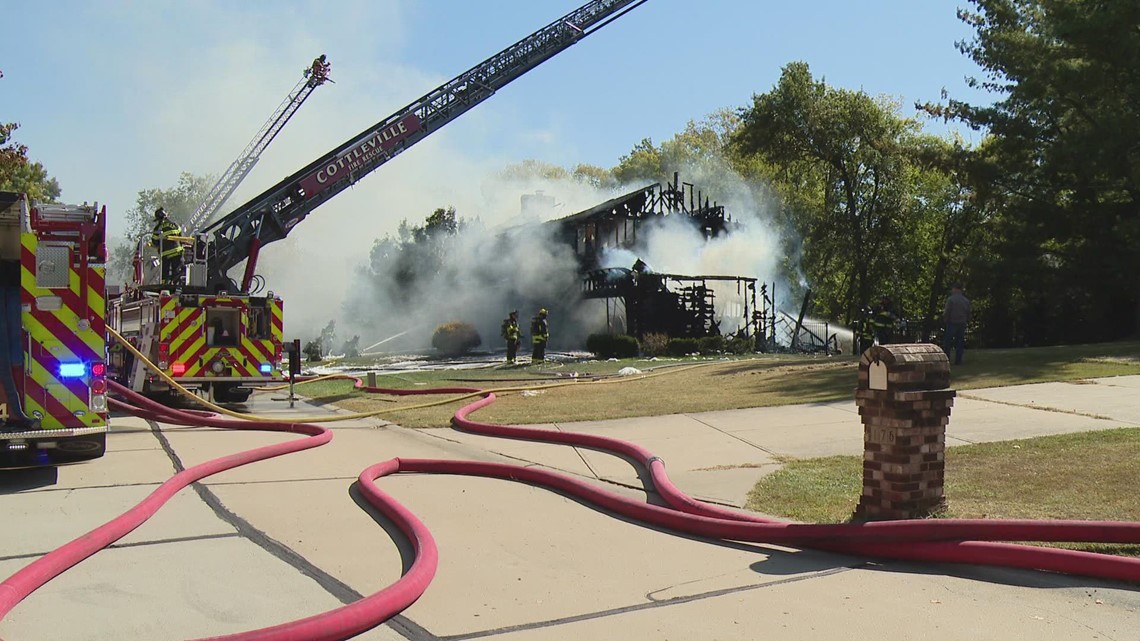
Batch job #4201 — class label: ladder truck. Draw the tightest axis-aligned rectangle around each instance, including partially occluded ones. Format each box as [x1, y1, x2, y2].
[107, 0, 648, 403]
[110, 57, 331, 403]
[1, 192, 110, 466]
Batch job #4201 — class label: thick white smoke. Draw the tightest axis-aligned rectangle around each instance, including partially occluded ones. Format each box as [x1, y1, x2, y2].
[306, 160, 789, 355]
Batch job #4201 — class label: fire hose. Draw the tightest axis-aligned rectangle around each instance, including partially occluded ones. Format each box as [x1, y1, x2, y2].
[3, 346, 1139, 640]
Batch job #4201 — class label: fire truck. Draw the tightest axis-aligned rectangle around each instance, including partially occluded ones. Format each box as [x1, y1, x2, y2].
[108, 57, 330, 403]
[1, 192, 109, 466]
[109, 0, 646, 403]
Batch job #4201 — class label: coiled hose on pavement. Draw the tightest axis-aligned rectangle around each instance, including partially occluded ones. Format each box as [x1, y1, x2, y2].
[3, 341, 1139, 640]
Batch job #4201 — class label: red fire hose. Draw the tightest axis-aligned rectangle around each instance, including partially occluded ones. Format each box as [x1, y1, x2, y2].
[0, 382, 438, 641]
[4, 379, 1138, 641]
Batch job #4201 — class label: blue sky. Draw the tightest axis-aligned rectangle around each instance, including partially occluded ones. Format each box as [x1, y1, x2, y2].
[3, 1, 991, 329]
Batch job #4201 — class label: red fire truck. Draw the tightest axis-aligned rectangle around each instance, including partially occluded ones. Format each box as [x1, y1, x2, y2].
[1, 192, 109, 466]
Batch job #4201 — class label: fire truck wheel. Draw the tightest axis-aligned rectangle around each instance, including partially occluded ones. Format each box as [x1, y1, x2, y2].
[51, 433, 107, 463]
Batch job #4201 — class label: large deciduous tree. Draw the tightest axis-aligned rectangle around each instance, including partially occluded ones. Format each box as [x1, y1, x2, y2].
[925, 0, 1140, 340]
[734, 62, 920, 326]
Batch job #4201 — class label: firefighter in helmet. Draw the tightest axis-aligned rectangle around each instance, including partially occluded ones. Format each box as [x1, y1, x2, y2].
[868, 295, 898, 345]
[530, 308, 549, 363]
[501, 310, 521, 364]
[150, 207, 183, 285]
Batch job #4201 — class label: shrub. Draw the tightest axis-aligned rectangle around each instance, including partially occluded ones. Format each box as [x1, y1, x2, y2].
[726, 335, 755, 354]
[666, 337, 700, 357]
[586, 333, 639, 359]
[698, 335, 726, 355]
[639, 332, 670, 357]
[431, 321, 482, 355]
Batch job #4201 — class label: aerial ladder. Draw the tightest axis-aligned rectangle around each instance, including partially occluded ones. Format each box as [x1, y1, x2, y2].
[184, 55, 333, 232]
[199, 0, 649, 294]
[109, 0, 647, 403]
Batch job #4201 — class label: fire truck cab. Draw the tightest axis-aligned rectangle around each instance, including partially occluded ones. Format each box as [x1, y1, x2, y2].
[0, 191, 109, 466]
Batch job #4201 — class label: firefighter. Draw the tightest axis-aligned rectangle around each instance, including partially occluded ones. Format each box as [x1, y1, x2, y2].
[530, 308, 549, 363]
[501, 310, 521, 364]
[869, 295, 898, 345]
[308, 54, 331, 85]
[150, 207, 183, 285]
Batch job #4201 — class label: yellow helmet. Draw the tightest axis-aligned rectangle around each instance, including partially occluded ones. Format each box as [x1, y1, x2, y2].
[539, 308, 548, 316]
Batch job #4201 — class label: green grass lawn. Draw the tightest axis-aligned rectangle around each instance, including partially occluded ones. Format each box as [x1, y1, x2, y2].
[293, 340, 1140, 429]
[744, 429, 1140, 556]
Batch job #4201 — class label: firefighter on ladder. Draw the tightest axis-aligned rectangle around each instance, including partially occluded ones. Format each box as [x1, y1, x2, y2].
[531, 308, 549, 363]
[150, 207, 183, 285]
[307, 54, 332, 86]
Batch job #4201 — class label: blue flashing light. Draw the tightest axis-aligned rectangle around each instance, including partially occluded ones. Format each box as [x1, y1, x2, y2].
[59, 362, 88, 378]
[259, 363, 272, 374]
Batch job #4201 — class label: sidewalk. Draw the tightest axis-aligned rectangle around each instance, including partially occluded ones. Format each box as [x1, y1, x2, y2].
[441, 374, 1140, 508]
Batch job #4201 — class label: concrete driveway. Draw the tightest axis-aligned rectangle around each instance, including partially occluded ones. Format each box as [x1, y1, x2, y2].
[2, 376, 1138, 640]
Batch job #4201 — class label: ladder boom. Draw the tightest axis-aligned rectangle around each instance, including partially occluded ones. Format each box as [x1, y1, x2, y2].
[187, 62, 331, 231]
[203, 0, 647, 292]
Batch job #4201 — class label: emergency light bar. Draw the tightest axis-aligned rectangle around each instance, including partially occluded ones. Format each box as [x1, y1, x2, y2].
[58, 363, 87, 378]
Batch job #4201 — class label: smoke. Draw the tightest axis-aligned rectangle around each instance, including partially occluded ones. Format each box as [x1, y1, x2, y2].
[299, 159, 791, 354]
[312, 171, 626, 354]
[598, 166, 787, 335]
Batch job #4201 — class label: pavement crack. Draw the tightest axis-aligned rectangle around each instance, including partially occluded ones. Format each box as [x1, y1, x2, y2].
[437, 566, 856, 640]
[957, 392, 1118, 421]
[0, 532, 243, 563]
[686, 415, 781, 457]
[553, 422, 601, 479]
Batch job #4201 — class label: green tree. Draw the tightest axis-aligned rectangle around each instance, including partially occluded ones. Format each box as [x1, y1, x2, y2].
[570, 163, 617, 190]
[734, 62, 921, 325]
[925, 0, 1140, 341]
[107, 172, 213, 286]
[0, 70, 61, 202]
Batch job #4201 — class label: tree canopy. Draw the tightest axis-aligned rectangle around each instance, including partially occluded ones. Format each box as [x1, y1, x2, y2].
[0, 70, 61, 202]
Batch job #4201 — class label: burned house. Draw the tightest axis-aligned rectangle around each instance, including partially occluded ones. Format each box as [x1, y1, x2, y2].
[537, 173, 777, 341]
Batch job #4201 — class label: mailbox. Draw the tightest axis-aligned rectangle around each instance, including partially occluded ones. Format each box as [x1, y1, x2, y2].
[854, 344, 955, 521]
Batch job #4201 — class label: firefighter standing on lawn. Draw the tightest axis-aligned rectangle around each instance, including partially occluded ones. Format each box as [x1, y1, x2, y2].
[869, 295, 898, 345]
[531, 308, 549, 363]
[501, 310, 521, 364]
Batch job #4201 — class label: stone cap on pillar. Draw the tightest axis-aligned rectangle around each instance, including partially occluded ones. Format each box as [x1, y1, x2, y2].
[858, 344, 951, 394]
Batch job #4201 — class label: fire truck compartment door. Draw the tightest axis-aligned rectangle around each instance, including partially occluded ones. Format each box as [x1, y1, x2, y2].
[36, 244, 71, 289]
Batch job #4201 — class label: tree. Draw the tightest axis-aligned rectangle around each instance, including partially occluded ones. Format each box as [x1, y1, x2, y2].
[0, 70, 61, 202]
[366, 206, 466, 305]
[924, 0, 1140, 340]
[734, 62, 920, 325]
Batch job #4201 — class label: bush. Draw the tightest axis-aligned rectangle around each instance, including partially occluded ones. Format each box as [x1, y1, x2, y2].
[698, 335, 726, 355]
[726, 335, 755, 354]
[431, 321, 482, 355]
[639, 332, 670, 357]
[586, 333, 639, 359]
[666, 337, 700, 357]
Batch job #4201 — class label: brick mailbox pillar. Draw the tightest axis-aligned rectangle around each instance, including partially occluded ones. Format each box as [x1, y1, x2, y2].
[854, 344, 955, 521]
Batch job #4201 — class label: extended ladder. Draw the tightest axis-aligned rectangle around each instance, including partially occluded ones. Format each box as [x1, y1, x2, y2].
[186, 57, 332, 231]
